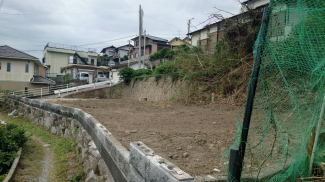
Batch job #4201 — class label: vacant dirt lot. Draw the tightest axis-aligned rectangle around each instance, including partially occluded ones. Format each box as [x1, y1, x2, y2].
[49, 99, 239, 176]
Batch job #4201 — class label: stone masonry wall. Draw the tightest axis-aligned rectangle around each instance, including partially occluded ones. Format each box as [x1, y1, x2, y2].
[5, 95, 195, 182]
[5, 95, 129, 182]
[65, 76, 187, 101]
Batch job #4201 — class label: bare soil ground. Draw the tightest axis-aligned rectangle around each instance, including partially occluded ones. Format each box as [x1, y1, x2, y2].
[50, 99, 239, 176]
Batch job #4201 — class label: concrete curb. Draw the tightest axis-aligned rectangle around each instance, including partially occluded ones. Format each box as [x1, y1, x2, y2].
[3, 147, 23, 182]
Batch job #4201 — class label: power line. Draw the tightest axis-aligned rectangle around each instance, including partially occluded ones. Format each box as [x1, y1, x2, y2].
[144, 14, 186, 32]
[0, 11, 137, 16]
[78, 35, 137, 47]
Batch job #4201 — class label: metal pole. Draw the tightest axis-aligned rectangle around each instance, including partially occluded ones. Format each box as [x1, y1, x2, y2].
[128, 40, 131, 67]
[228, 5, 270, 182]
[309, 94, 325, 172]
[138, 4, 142, 69]
[143, 30, 146, 68]
[187, 18, 193, 47]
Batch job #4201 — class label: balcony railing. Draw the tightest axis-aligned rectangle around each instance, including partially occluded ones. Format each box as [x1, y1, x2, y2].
[45, 42, 97, 53]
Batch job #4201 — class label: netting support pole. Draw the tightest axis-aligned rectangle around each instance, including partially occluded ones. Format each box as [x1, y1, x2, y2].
[228, 5, 271, 182]
[309, 94, 325, 172]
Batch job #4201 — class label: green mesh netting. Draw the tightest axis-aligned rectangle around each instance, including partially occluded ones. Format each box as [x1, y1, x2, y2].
[223, 0, 325, 181]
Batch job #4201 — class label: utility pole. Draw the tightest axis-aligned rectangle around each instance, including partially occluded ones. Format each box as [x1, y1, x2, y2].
[143, 30, 146, 69]
[128, 40, 131, 67]
[138, 5, 143, 69]
[187, 18, 194, 46]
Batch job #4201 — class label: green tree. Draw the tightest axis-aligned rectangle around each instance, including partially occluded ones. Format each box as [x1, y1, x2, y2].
[118, 67, 135, 84]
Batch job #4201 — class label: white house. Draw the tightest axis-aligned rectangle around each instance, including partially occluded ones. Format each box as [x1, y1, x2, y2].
[109, 61, 148, 84]
[0, 45, 55, 91]
[43, 42, 99, 77]
[100, 46, 116, 57]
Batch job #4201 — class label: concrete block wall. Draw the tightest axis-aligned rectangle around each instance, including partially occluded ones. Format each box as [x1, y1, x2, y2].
[129, 142, 194, 182]
[5, 95, 195, 182]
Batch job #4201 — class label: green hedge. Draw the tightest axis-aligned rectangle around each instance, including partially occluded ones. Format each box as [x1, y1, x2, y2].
[0, 123, 28, 180]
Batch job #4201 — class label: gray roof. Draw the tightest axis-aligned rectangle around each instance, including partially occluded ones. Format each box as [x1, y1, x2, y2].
[132, 35, 168, 42]
[0, 45, 39, 60]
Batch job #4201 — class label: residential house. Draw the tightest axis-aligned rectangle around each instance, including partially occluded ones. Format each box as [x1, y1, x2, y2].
[129, 35, 170, 62]
[169, 37, 187, 49]
[188, 0, 269, 50]
[0, 45, 55, 91]
[109, 61, 148, 84]
[182, 37, 192, 46]
[43, 42, 99, 77]
[100, 46, 116, 57]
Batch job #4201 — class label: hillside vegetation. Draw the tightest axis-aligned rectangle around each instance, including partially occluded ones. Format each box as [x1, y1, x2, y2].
[119, 8, 263, 105]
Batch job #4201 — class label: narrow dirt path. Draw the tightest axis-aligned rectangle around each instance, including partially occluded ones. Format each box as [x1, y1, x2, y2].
[11, 134, 54, 182]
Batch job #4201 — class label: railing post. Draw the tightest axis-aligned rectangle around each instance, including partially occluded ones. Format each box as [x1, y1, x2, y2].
[77, 86, 79, 92]
[93, 83, 95, 89]
[58, 90, 61, 97]
[41, 88, 43, 97]
[67, 84, 69, 93]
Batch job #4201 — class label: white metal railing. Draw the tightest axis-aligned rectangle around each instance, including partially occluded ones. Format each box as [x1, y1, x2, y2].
[10, 84, 74, 98]
[54, 80, 112, 96]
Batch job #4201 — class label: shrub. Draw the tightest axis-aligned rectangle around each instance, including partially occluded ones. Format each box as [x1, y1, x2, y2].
[118, 67, 135, 84]
[0, 123, 28, 176]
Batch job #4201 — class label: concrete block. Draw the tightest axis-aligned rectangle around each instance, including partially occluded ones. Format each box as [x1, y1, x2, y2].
[130, 141, 194, 182]
[129, 165, 145, 182]
[130, 142, 152, 178]
[60, 105, 74, 118]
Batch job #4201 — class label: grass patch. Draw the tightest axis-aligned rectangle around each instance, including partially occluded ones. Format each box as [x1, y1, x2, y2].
[11, 139, 44, 181]
[0, 109, 84, 182]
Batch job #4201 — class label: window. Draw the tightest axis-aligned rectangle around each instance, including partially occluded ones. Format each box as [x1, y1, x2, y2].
[136, 41, 139, 46]
[34, 64, 39, 75]
[69, 56, 74, 64]
[25, 63, 29, 73]
[131, 55, 133, 59]
[91, 59, 94, 65]
[81, 73, 88, 77]
[135, 53, 138, 58]
[7, 62, 10, 72]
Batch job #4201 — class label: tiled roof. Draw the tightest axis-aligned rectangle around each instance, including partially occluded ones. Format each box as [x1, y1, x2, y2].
[0, 45, 39, 60]
[132, 35, 168, 42]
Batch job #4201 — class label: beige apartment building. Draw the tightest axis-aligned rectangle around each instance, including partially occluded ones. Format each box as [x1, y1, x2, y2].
[0, 45, 54, 91]
[43, 43, 99, 77]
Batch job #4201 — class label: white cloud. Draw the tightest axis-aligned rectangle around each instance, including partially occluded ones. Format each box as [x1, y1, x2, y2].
[0, 0, 242, 59]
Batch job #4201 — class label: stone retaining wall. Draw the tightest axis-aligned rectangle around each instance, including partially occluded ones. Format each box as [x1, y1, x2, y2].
[5, 95, 194, 182]
[65, 77, 187, 101]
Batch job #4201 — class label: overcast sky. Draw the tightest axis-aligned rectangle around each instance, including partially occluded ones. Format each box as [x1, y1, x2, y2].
[0, 0, 242, 59]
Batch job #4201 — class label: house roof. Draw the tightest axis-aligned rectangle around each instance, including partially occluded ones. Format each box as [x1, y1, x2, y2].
[0, 45, 39, 60]
[169, 37, 186, 44]
[100, 45, 116, 53]
[30, 75, 56, 84]
[131, 35, 168, 42]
